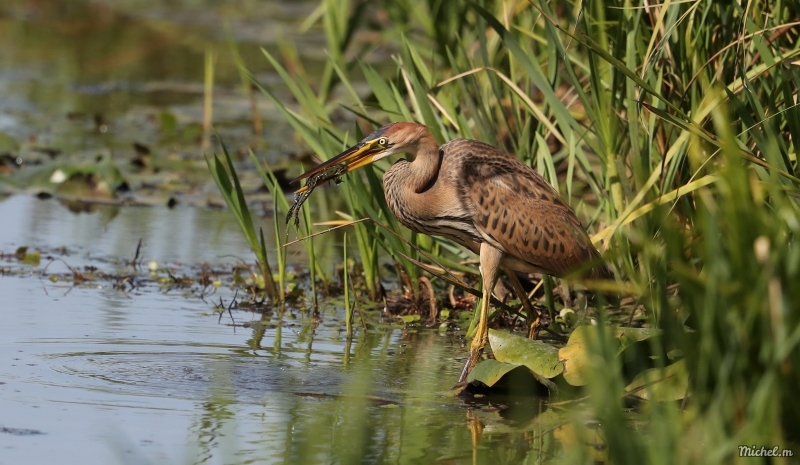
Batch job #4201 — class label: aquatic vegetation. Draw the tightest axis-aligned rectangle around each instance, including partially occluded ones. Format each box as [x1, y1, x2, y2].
[206, 141, 279, 300]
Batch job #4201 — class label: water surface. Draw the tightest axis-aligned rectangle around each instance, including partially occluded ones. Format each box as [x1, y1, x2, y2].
[0, 195, 478, 464]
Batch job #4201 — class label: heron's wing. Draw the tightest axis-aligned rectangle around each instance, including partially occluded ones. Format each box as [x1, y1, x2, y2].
[457, 148, 601, 278]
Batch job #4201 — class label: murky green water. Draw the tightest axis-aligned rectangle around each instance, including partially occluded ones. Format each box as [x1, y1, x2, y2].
[0, 1, 569, 464]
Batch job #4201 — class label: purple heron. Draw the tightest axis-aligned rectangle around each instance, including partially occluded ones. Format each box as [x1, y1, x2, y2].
[292, 122, 608, 382]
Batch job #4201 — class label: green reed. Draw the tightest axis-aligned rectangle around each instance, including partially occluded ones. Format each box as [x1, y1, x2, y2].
[205, 142, 278, 300]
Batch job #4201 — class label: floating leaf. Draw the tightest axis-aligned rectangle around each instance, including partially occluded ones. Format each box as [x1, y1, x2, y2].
[400, 314, 421, 324]
[559, 325, 617, 386]
[488, 329, 563, 379]
[54, 173, 115, 199]
[624, 359, 689, 401]
[467, 359, 522, 387]
[14, 246, 28, 260]
[22, 252, 40, 266]
[614, 327, 662, 354]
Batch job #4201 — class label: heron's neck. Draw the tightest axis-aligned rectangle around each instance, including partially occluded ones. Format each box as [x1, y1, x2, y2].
[408, 133, 441, 193]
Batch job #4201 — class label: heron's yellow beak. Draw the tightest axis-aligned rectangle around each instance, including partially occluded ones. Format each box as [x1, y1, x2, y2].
[291, 139, 386, 194]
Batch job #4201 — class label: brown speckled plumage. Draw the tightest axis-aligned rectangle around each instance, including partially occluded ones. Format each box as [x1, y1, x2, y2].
[293, 122, 608, 382]
[383, 134, 604, 280]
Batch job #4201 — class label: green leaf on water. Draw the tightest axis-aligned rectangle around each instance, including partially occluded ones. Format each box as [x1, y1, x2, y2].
[14, 247, 28, 260]
[559, 325, 617, 386]
[614, 327, 662, 354]
[466, 359, 521, 387]
[624, 359, 689, 401]
[488, 329, 563, 379]
[559, 326, 659, 386]
[20, 250, 41, 266]
[400, 314, 421, 324]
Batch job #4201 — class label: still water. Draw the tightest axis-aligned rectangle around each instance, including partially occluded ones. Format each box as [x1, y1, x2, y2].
[0, 196, 496, 464]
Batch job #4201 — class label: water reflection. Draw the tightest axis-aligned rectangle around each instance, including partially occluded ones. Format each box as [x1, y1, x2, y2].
[0, 195, 352, 273]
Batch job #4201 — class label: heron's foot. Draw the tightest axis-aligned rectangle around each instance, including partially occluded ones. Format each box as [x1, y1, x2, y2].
[458, 334, 488, 383]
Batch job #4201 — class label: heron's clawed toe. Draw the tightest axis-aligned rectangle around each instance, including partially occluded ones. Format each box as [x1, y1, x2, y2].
[458, 334, 488, 383]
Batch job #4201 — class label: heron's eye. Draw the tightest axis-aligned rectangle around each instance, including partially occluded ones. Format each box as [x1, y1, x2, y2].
[378, 137, 388, 146]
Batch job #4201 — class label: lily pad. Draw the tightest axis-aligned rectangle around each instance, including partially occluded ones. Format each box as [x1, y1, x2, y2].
[488, 329, 563, 379]
[624, 359, 689, 401]
[614, 327, 661, 353]
[15, 247, 41, 266]
[400, 314, 421, 324]
[558, 325, 617, 386]
[466, 359, 521, 387]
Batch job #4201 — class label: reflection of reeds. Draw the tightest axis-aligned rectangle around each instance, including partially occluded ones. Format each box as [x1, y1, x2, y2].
[176, 326, 597, 464]
[209, 0, 800, 461]
[343, 231, 352, 340]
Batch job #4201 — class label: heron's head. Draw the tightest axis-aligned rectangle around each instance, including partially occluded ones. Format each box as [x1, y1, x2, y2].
[291, 122, 432, 193]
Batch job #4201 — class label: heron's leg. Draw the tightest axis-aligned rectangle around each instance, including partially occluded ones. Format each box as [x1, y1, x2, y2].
[459, 243, 503, 383]
[502, 268, 541, 340]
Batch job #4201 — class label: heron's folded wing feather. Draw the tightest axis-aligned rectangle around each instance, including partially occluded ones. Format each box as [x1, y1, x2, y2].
[458, 150, 600, 278]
